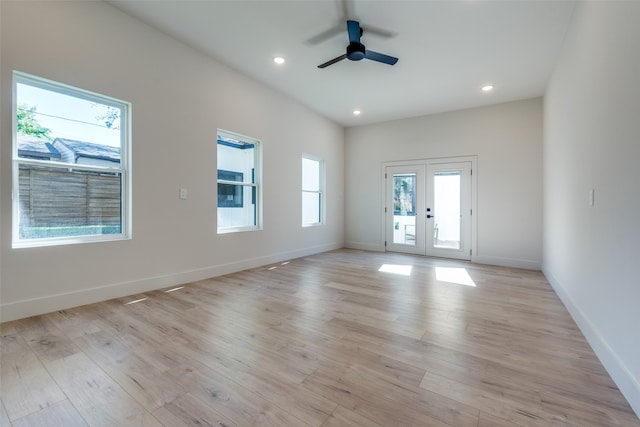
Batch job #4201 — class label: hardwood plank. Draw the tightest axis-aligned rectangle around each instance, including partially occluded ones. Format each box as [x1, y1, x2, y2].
[419, 368, 552, 426]
[478, 410, 521, 427]
[0, 321, 17, 335]
[166, 361, 314, 427]
[90, 318, 189, 374]
[11, 399, 88, 427]
[539, 390, 640, 427]
[1, 249, 638, 427]
[149, 405, 192, 427]
[302, 362, 455, 427]
[320, 405, 383, 427]
[44, 352, 161, 426]
[44, 307, 103, 339]
[0, 334, 67, 421]
[337, 362, 480, 426]
[281, 336, 427, 388]
[153, 394, 237, 427]
[12, 316, 80, 363]
[157, 331, 337, 426]
[178, 345, 336, 427]
[72, 331, 186, 411]
[0, 398, 12, 427]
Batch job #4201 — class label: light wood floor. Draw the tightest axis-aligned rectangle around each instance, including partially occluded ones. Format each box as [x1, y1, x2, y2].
[1, 249, 638, 427]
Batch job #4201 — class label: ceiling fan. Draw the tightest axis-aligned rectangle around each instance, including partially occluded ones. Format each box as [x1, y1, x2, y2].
[318, 20, 399, 69]
[306, 0, 395, 45]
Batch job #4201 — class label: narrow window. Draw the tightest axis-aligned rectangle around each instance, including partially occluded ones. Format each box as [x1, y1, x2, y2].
[217, 130, 261, 233]
[302, 155, 324, 226]
[13, 72, 131, 247]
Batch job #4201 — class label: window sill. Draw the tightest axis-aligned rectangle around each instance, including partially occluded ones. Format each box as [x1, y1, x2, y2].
[12, 233, 131, 249]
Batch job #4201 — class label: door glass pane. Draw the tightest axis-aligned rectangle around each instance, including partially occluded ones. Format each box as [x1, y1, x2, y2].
[433, 171, 461, 249]
[393, 173, 416, 245]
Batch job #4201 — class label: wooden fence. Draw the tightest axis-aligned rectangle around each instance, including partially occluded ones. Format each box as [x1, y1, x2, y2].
[19, 166, 121, 227]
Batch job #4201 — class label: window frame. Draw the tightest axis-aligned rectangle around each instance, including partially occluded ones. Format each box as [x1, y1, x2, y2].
[216, 129, 262, 234]
[12, 71, 132, 248]
[301, 154, 325, 227]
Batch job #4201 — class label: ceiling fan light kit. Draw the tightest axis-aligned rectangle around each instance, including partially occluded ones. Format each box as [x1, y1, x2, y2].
[318, 20, 398, 69]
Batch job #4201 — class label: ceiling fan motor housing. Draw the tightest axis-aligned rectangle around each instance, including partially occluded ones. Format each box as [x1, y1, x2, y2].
[347, 42, 366, 61]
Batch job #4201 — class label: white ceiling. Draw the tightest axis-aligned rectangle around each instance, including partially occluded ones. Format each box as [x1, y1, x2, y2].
[108, 0, 576, 127]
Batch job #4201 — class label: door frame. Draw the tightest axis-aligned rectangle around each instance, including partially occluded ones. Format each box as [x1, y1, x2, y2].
[381, 156, 478, 260]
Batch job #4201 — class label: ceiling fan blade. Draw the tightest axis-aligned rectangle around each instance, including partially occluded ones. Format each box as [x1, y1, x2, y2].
[361, 25, 397, 39]
[340, 0, 351, 20]
[347, 20, 361, 43]
[365, 50, 398, 65]
[306, 24, 345, 45]
[318, 54, 348, 69]
[308, 0, 354, 45]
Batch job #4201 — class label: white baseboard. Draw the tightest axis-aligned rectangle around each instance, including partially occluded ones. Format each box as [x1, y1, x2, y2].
[0, 242, 343, 322]
[472, 255, 541, 270]
[544, 268, 640, 418]
[344, 244, 541, 270]
[344, 241, 384, 252]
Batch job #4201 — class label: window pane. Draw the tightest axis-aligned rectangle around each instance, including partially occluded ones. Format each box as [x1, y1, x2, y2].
[217, 138, 255, 184]
[302, 156, 324, 226]
[302, 157, 320, 191]
[392, 173, 416, 245]
[302, 192, 321, 225]
[17, 83, 122, 167]
[14, 72, 129, 246]
[217, 170, 243, 207]
[217, 186, 256, 229]
[18, 164, 122, 239]
[433, 172, 461, 249]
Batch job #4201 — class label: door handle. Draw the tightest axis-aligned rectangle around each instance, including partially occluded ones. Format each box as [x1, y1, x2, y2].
[427, 214, 434, 219]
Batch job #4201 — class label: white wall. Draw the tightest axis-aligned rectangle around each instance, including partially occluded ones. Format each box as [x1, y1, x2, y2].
[0, 1, 344, 321]
[544, 1, 640, 415]
[345, 98, 543, 269]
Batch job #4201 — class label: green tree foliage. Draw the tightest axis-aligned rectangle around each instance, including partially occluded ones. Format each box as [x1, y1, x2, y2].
[93, 104, 121, 130]
[17, 104, 52, 140]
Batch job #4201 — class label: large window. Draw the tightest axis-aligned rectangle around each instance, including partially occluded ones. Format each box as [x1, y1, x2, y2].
[217, 130, 261, 233]
[12, 72, 131, 247]
[302, 155, 325, 226]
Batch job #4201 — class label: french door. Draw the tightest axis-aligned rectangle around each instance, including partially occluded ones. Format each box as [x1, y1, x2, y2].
[385, 165, 426, 255]
[385, 160, 472, 260]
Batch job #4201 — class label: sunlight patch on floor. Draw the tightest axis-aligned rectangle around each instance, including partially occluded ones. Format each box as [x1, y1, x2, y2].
[435, 267, 476, 287]
[379, 264, 413, 276]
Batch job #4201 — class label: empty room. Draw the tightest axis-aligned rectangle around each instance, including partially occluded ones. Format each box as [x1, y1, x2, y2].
[1, 1, 639, 426]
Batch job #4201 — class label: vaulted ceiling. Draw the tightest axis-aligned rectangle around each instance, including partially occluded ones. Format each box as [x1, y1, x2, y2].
[108, 0, 576, 127]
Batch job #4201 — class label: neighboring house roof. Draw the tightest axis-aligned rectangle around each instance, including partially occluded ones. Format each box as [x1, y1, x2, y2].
[17, 135, 61, 160]
[54, 138, 120, 163]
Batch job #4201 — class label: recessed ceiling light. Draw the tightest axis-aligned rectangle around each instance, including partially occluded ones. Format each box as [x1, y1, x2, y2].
[482, 85, 494, 92]
[353, 110, 361, 116]
[273, 57, 285, 65]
